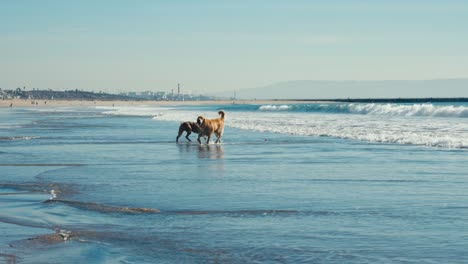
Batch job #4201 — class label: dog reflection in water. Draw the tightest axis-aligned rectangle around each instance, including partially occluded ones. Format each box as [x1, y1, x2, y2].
[197, 144, 224, 159]
[177, 143, 224, 159]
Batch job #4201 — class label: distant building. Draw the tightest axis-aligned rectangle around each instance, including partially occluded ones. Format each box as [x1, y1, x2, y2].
[0, 87, 216, 101]
[141, 91, 154, 97]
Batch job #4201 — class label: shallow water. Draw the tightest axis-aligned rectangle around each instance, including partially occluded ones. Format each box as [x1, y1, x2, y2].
[1, 104, 467, 263]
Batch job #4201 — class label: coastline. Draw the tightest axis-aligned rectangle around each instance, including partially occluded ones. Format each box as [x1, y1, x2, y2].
[3, 97, 467, 108]
[0, 99, 317, 108]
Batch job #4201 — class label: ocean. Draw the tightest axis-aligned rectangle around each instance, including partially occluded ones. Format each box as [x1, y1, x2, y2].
[1, 102, 467, 263]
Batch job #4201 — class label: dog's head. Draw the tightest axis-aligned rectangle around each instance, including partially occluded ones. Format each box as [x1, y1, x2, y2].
[197, 116, 205, 126]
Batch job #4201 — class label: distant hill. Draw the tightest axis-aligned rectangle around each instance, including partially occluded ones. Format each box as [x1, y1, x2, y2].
[219, 79, 468, 99]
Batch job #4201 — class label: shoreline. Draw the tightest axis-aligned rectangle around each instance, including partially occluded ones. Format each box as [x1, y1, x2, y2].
[0, 99, 318, 108]
[2, 97, 467, 108]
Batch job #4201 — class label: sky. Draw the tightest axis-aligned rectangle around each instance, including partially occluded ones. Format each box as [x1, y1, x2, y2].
[1, 0, 468, 95]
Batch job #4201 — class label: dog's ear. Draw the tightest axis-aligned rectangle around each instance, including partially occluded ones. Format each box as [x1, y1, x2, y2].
[197, 116, 204, 125]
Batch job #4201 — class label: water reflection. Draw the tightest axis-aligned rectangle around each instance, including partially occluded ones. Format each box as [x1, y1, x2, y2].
[177, 143, 225, 174]
[197, 144, 224, 160]
[177, 143, 224, 160]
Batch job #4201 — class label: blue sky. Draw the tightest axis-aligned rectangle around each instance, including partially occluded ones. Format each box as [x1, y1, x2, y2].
[1, 0, 467, 94]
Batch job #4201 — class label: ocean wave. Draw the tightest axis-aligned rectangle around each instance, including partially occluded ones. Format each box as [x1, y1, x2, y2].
[348, 103, 468, 117]
[259, 105, 290, 111]
[256, 103, 468, 118]
[151, 109, 468, 149]
[0, 136, 40, 141]
[0, 124, 23, 129]
[91, 104, 468, 149]
[101, 103, 468, 118]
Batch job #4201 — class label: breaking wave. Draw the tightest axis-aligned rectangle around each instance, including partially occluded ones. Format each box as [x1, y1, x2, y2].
[259, 105, 291, 111]
[98, 103, 468, 118]
[257, 103, 468, 118]
[0, 136, 40, 141]
[94, 103, 468, 149]
[150, 105, 468, 149]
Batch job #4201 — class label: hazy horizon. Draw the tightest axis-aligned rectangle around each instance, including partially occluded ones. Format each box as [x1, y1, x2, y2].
[2, 1, 468, 95]
[224, 79, 468, 99]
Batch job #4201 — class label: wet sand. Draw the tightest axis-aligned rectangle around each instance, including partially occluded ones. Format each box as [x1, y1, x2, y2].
[0, 253, 17, 264]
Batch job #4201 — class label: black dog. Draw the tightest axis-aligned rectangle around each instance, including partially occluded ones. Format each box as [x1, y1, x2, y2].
[176, 122, 201, 143]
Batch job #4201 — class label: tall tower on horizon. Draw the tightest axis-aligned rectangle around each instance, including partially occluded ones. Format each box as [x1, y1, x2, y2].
[177, 83, 180, 96]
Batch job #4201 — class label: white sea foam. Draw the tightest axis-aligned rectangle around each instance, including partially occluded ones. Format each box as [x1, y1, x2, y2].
[0, 136, 40, 141]
[255, 103, 468, 118]
[348, 103, 468, 118]
[0, 124, 22, 129]
[98, 104, 468, 149]
[49, 189, 57, 200]
[151, 107, 468, 149]
[259, 105, 290, 111]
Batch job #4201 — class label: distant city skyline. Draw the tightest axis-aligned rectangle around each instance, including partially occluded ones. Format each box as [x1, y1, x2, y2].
[1, 1, 468, 97]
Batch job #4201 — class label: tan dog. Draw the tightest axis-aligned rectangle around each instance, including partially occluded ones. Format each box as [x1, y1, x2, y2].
[196, 111, 226, 144]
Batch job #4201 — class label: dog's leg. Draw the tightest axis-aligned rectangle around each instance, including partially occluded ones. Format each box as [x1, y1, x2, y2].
[197, 134, 202, 144]
[215, 130, 223, 143]
[176, 127, 184, 143]
[206, 134, 211, 144]
[185, 131, 192, 142]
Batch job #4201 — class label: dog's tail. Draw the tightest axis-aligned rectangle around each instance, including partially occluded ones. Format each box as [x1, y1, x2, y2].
[218, 110, 225, 119]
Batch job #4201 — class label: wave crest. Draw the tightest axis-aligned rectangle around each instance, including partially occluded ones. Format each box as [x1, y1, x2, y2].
[100, 104, 468, 149]
[348, 103, 468, 118]
[0, 136, 40, 141]
[259, 105, 290, 111]
[256, 103, 468, 118]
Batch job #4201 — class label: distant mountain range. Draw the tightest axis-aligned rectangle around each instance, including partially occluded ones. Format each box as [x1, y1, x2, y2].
[217, 79, 468, 99]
